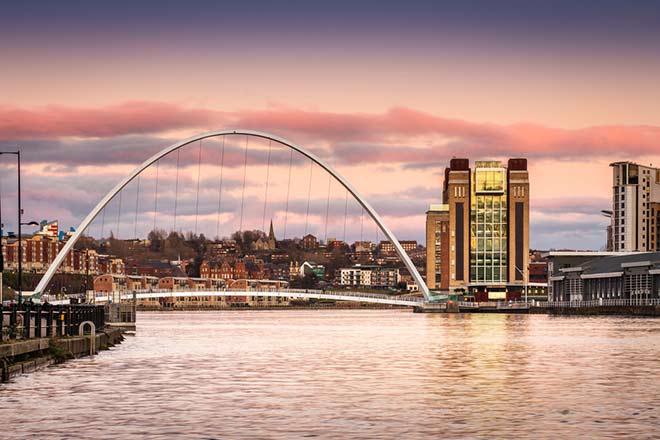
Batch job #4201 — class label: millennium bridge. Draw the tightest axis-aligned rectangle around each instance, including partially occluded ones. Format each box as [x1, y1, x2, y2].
[90, 288, 426, 307]
[30, 129, 434, 309]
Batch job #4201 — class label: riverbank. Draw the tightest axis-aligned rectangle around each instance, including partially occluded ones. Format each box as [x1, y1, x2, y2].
[0, 327, 124, 382]
[533, 305, 660, 316]
[415, 303, 660, 316]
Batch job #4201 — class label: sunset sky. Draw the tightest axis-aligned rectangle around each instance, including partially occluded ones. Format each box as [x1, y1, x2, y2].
[1, 0, 659, 249]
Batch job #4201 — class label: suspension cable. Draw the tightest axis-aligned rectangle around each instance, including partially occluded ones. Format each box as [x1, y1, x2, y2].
[173, 148, 180, 232]
[304, 159, 313, 236]
[100, 207, 106, 239]
[134, 175, 141, 239]
[153, 160, 159, 233]
[324, 173, 331, 243]
[343, 190, 348, 243]
[283, 148, 293, 240]
[360, 207, 364, 243]
[116, 190, 122, 239]
[216, 136, 225, 239]
[262, 140, 272, 232]
[238, 136, 248, 232]
[194, 140, 202, 236]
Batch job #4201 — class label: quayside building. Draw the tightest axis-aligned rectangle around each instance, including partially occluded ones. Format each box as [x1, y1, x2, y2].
[426, 158, 529, 301]
[546, 251, 660, 302]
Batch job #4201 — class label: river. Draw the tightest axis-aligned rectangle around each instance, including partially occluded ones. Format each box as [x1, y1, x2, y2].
[1, 310, 660, 439]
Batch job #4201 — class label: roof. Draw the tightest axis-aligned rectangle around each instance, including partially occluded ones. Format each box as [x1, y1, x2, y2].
[582, 252, 660, 275]
[134, 261, 172, 269]
[542, 251, 637, 258]
[427, 204, 449, 212]
[610, 161, 657, 169]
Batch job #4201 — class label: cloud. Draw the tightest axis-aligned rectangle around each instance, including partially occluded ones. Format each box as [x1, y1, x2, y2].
[2, 103, 659, 164]
[532, 197, 611, 216]
[230, 107, 660, 161]
[1, 101, 654, 250]
[0, 101, 219, 139]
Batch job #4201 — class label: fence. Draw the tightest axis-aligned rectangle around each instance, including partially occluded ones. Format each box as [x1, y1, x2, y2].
[91, 287, 425, 304]
[537, 298, 660, 308]
[455, 301, 531, 309]
[0, 303, 105, 342]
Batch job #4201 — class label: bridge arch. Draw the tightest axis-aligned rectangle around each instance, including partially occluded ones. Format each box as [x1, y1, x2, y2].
[34, 130, 431, 300]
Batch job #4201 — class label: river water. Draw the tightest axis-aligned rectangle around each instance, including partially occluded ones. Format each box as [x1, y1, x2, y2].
[2, 310, 660, 439]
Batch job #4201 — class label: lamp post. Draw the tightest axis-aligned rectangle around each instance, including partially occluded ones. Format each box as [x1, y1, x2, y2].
[0, 149, 40, 304]
[1, 175, 3, 305]
[18, 220, 40, 303]
[0, 151, 20, 303]
[515, 265, 528, 303]
[1, 229, 17, 305]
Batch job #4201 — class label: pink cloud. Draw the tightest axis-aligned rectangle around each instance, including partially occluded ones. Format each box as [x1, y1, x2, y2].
[1, 103, 659, 162]
[0, 101, 220, 139]
[232, 107, 660, 160]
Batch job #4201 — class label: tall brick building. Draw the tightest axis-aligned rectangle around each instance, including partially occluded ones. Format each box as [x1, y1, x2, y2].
[425, 158, 530, 300]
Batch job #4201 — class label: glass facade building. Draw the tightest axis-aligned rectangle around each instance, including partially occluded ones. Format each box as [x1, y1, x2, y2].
[470, 163, 508, 284]
[426, 158, 529, 299]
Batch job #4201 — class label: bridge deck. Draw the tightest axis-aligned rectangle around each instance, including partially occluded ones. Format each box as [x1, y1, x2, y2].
[93, 288, 425, 307]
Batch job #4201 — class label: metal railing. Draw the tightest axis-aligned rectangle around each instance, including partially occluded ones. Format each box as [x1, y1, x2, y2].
[0, 303, 105, 341]
[456, 301, 531, 309]
[457, 301, 480, 308]
[88, 287, 425, 304]
[538, 298, 660, 308]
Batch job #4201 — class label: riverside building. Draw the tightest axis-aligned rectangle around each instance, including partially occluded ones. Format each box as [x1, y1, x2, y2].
[609, 162, 660, 252]
[546, 251, 660, 302]
[425, 158, 530, 300]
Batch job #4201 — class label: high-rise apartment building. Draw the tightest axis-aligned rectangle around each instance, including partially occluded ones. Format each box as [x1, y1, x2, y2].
[610, 162, 660, 252]
[425, 158, 530, 300]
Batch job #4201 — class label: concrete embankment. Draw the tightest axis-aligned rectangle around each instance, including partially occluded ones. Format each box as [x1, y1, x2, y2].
[531, 305, 660, 317]
[414, 303, 530, 313]
[0, 328, 124, 382]
[415, 303, 660, 316]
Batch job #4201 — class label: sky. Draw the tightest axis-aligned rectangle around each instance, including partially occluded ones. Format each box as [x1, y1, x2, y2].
[1, 0, 659, 249]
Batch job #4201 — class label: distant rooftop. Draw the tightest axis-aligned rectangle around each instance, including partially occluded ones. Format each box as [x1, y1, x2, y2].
[427, 204, 448, 212]
[609, 161, 658, 169]
[583, 252, 660, 275]
[542, 251, 639, 258]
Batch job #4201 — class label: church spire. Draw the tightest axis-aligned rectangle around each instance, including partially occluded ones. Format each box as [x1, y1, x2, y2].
[268, 219, 276, 241]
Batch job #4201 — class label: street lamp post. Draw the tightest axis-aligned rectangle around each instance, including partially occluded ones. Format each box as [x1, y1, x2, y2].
[1, 150, 39, 304]
[19, 220, 40, 303]
[16, 154, 40, 303]
[17, 151, 21, 304]
[1, 188, 3, 305]
[0, 151, 23, 302]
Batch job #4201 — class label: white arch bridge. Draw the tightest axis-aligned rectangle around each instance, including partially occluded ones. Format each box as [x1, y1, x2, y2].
[33, 129, 433, 304]
[94, 288, 426, 307]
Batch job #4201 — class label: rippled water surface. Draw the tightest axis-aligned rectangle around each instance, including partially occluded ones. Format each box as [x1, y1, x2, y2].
[2, 310, 660, 439]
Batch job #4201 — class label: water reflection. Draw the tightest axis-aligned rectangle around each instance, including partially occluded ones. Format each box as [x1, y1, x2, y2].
[1, 311, 659, 439]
